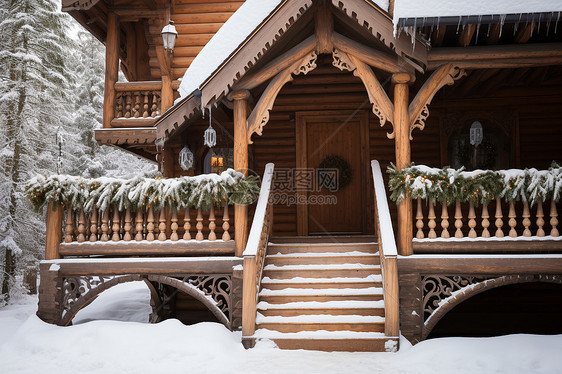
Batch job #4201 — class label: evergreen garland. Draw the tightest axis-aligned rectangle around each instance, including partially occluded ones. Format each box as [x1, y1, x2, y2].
[388, 162, 561, 207]
[24, 169, 260, 213]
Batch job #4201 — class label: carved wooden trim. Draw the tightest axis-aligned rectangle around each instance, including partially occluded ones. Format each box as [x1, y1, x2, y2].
[421, 274, 562, 340]
[247, 51, 318, 143]
[408, 64, 466, 139]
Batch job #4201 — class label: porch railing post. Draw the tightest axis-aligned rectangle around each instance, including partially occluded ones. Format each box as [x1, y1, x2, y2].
[232, 90, 251, 256]
[45, 202, 64, 260]
[393, 73, 413, 256]
[103, 12, 119, 128]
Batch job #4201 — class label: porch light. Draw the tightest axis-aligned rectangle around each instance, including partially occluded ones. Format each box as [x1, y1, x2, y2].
[179, 145, 194, 171]
[470, 121, 483, 147]
[161, 20, 178, 52]
[204, 108, 216, 148]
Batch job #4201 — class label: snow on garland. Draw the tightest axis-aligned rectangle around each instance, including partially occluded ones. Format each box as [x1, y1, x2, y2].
[388, 162, 561, 206]
[25, 169, 260, 213]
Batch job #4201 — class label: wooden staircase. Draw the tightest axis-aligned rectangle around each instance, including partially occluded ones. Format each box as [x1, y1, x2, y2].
[251, 237, 398, 352]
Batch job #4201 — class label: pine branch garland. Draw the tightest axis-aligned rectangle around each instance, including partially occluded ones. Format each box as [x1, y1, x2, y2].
[388, 162, 561, 207]
[24, 169, 260, 213]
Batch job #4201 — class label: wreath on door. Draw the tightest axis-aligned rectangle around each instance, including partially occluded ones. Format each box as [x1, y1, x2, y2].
[318, 155, 352, 190]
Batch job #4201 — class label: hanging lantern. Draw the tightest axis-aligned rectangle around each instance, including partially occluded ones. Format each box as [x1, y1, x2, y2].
[204, 107, 216, 148]
[179, 145, 194, 171]
[161, 20, 178, 53]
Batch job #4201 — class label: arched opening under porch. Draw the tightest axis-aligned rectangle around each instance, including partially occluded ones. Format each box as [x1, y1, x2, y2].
[426, 281, 562, 339]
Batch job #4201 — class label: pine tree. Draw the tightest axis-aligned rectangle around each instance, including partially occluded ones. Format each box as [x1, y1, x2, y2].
[0, 0, 75, 300]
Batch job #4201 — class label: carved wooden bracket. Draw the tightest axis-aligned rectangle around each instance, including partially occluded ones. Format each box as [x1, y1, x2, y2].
[408, 63, 466, 139]
[332, 49, 395, 138]
[246, 51, 318, 143]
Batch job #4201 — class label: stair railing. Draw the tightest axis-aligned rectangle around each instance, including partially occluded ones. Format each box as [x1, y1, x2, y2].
[371, 160, 400, 337]
[242, 163, 275, 341]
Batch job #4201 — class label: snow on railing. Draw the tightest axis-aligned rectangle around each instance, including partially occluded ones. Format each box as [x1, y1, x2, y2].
[371, 160, 399, 337]
[242, 163, 275, 341]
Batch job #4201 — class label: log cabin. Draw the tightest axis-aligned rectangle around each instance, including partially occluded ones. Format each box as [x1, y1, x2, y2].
[37, 0, 562, 351]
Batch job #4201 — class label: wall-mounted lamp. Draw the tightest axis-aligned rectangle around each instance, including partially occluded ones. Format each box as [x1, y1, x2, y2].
[161, 20, 178, 53]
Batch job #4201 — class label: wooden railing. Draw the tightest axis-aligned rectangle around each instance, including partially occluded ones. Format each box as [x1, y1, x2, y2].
[412, 197, 561, 253]
[45, 203, 234, 259]
[242, 163, 275, 341]
[371, 160, 399, 338]
[109, 81, 180, 128]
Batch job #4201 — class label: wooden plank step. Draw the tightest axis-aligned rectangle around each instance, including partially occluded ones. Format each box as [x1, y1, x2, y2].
[257, 307, 384, 317]
[259, 291, 384, 303]
[261, 279, 382, 290]
[270, 235, 377, 244]
[265, 252, 380, 266]
[262, 264, 381, 279]
[267, 242, 378, 254]
[256, 322, 385, 333]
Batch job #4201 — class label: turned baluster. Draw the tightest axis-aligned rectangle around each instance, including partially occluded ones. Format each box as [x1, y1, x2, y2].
[222, 205, 231, 241]
[135, 210, 144, 241]
[133, 92, 141, 118]
[100, 209, 109, 241]
[142, 93, 149, 118]
[468, 202, 477, 238]
[536, 200, 545, 237]
[551, 199, 559, 237]
[64, 206, 74, 243]
[150, 94, 158, 117]
[124, 94, 132, 118]
[454, 200, 463, 238]
[123, 208, 132, 241]
[427, 201, 437, 239]
[508, 201, 517, 237]
[495, 198, 504, 237]
[115, 95, 123, 117]
[440, 203, 450, 238]
[146, 206, 155, 241]
[481, 203, 491, 238]
[415, 197, 425, 239]
[77, 209, 86, 242]
[522, 201, 532, 237]
[158, 209, 167, 241]
[196, 208, 204, 241]
[208, 205, 217, 241]
[111, 209, 121, 241]
[89, 208, 98, 242]
[183, 208, 191, 240]
[170, 209, 179, 241]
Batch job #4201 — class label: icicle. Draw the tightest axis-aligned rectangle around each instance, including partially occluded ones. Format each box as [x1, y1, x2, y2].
[555, 12, 560, 34]
[513, 14, 522, 36]
[475, 15, 482, 44]
[456, 16, 462, 34]
[499, 14, 506, 38]
[436, 16, 440, 32]
[537, 14, 542, 35]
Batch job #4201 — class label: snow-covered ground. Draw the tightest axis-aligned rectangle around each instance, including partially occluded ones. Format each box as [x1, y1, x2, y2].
[0, 282, 560, 374]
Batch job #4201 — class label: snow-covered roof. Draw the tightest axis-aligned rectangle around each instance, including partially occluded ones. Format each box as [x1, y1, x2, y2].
[177, 0, 562, 103]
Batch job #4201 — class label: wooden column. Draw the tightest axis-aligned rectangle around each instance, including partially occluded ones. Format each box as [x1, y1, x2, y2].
[103, 12, 120, 128]
[45, 203, 64, 260]
[232, 90, 250, 256]
[161, 74, 174, 112]
[393, 73, 413, 256]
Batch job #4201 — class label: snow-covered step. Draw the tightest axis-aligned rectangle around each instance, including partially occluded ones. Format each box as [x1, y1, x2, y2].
[256, 313, 385, 333]
[252, 329, 398, 352]
[260, 275, 382, 290]
[265, 251, 380, 266]
[262, 263, 381, 279]
[259, 287, 384, 303]
[267, 242, 378, 254]
[257, 299, 385, 317]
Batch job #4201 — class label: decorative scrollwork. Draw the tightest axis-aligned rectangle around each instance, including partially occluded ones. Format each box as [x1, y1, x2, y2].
[293, 51, 318, 76]
[331, 49, 355, 72]
[62, 276, 112, 317]
[422, 275, 489, 321]
[409, 104, 429, 140]
[186, 275, 232, 319]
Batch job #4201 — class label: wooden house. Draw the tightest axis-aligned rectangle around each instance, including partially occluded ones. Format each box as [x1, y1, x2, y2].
[37, 0, 562, 351]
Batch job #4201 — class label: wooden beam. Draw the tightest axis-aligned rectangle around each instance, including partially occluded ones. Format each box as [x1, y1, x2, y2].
[397, 255, 562, 275]
[515, 22, 535, 44]
[486, 23, 502, 45]
[429, 43, 562, 62]
[393, 73, 413, 257]
[458, 24, 475, 47]
[409, 63, 465, 132]
[234, 35, 317, 91]
[346, 53, 394, 132]
[413, 240, 562, 254]
[110, 118, 157, 128]
[103, 12, 120, 128]
[232, 90, 250, 257]
[95, 128, 157, 146]
[332, 32, 407, 74]
[314, 0, 333, 54]
[429, 56, 562, 70]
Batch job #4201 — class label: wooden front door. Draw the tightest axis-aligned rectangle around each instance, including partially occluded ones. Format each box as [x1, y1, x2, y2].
[296, 111, 370, 235]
